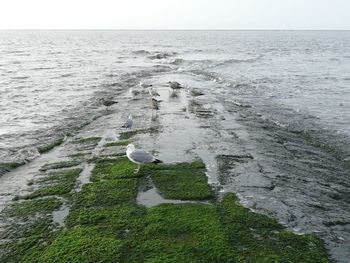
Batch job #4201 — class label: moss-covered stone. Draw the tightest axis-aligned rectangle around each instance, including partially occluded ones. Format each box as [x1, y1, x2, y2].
[104, 140, 132, 147]
[0, 157, 330, 263]
[0, 162, 24, 176]
[119, 127, 159, 140]
[91, 157, 139, 181]
[40, 160, 81, 171]
[143, 161, 214, 200]
[24, 226, 128, 263]
[73, 179, 139, 209]
[37, 138, 65, 154]
[72, 137, 101, 145]
[218, 193, 329, 263]
[66, 204, 146, 233]
[0, 162, 24, 171]
[20, 169, 82, 200]
[2, 198, 62, 218]
[138, 203, 235, 262]
[21, 184, 73, 200]
[72, 137, 101, 151]
[0, 217, 58, 263]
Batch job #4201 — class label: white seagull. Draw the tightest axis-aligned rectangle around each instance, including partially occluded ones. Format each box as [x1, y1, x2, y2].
[168, 81, 183, 90]
[148, 87, 160, 97]
[130, 87, 141, 97]
[126, 144, 162, 173]
[139, 81, 153, 89]
[121, 115, 133, 129]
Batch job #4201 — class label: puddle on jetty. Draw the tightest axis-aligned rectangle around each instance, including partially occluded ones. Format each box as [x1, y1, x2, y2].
[52, 200, 70, 227]
[75, 163, 95, 192]
[137, 177, 204, 208]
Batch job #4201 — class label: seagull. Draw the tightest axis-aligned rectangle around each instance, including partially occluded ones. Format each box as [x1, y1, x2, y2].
[168, 81, 183, 90]
[130, 87, 141, 97]
[151, 98, 160, 110]
[148, 87, 160, 97]
[122, 115, 133, 129]
[126, 144, 162, 173]
[139, 81, 153, 89]
[99, 98, 118, 110]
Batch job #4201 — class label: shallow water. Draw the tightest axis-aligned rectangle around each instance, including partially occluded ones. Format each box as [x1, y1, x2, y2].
[1, 30, 350, 262]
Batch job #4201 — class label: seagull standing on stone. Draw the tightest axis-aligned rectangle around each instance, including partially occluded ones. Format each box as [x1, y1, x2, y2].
[168, 81, 183, 91]
[151, 98, 160, 110]
[148, 87, 160, 97]
[126, 144, 162, 173]
[139, 81, 153, 89]
[130, 87, 141, 98]
[121, 115, 133, 129]
[99, 98, 118, 110]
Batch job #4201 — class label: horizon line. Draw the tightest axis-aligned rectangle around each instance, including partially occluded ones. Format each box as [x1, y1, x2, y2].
[0, 28, 350, 31]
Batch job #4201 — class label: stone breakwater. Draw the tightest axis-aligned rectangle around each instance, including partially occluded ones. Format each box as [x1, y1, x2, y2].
[0, 74, 330, 262]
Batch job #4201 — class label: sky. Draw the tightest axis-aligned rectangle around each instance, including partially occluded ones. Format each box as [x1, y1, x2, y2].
[0, 0, 349, 30]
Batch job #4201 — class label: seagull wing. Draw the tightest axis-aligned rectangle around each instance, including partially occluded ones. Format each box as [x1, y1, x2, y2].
[129, 149, 154, 163]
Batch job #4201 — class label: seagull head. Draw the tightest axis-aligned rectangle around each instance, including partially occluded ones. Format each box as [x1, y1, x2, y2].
[128, 115, 133, 120]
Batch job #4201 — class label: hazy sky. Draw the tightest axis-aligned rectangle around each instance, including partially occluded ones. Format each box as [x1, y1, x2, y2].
[0, 0, 349, 30]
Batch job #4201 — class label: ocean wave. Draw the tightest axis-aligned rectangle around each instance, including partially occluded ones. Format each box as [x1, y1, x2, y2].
[214, 57, 261, 66]
[153, 56, 261, 68]
[147, 51, 177, 60]
[60, 73, 74, 78]
[132, 50, 151, 55]
[29, 67, 55, 71]
[11, 76, 29, 80]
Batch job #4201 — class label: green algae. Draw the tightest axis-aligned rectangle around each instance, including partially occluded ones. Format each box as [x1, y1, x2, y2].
[24, 226, 128, 263]
[119, 127, 159, 140]
[294, 131, 344, 161]
[0, 162, 24, 171]
[37, 138, 65, 154]
[2, 198, 62, 218]
[66, 204, 146, 230]
[20, 169, 82, 200]
[218, 193, 329, 262]
[66, 152, 90, 158]
[143, 161, 214, 200]
[21, 183, 73, 200]
[39, 160, 82, 171]
[139, 203, 235, 262]
[151, 169, 214, 200]
[216, 154, 254, 184]
[72, 137, 101, 145]
[73, 179, 139, 209]
[0, 156, 330, 263]
[72, 137, 101, 151]
[38, 169, 83, 184]
[0, 217, 58, 263]
[1, 218, 53, 240]
[104, 139, 132, 147]
[91, 157, 139, 181]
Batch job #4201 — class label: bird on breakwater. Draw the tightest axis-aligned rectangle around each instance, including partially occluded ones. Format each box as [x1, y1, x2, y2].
[99, 98, 118, 110]
[148, 87, 160, 97]
[122, 115, 133, 129]
[151, 98, 160, 110]
[130, 87, 141, 98]
[139, 81, 153, 89]
[168, 81, 183, 90]
[126, 144, 162, 173]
